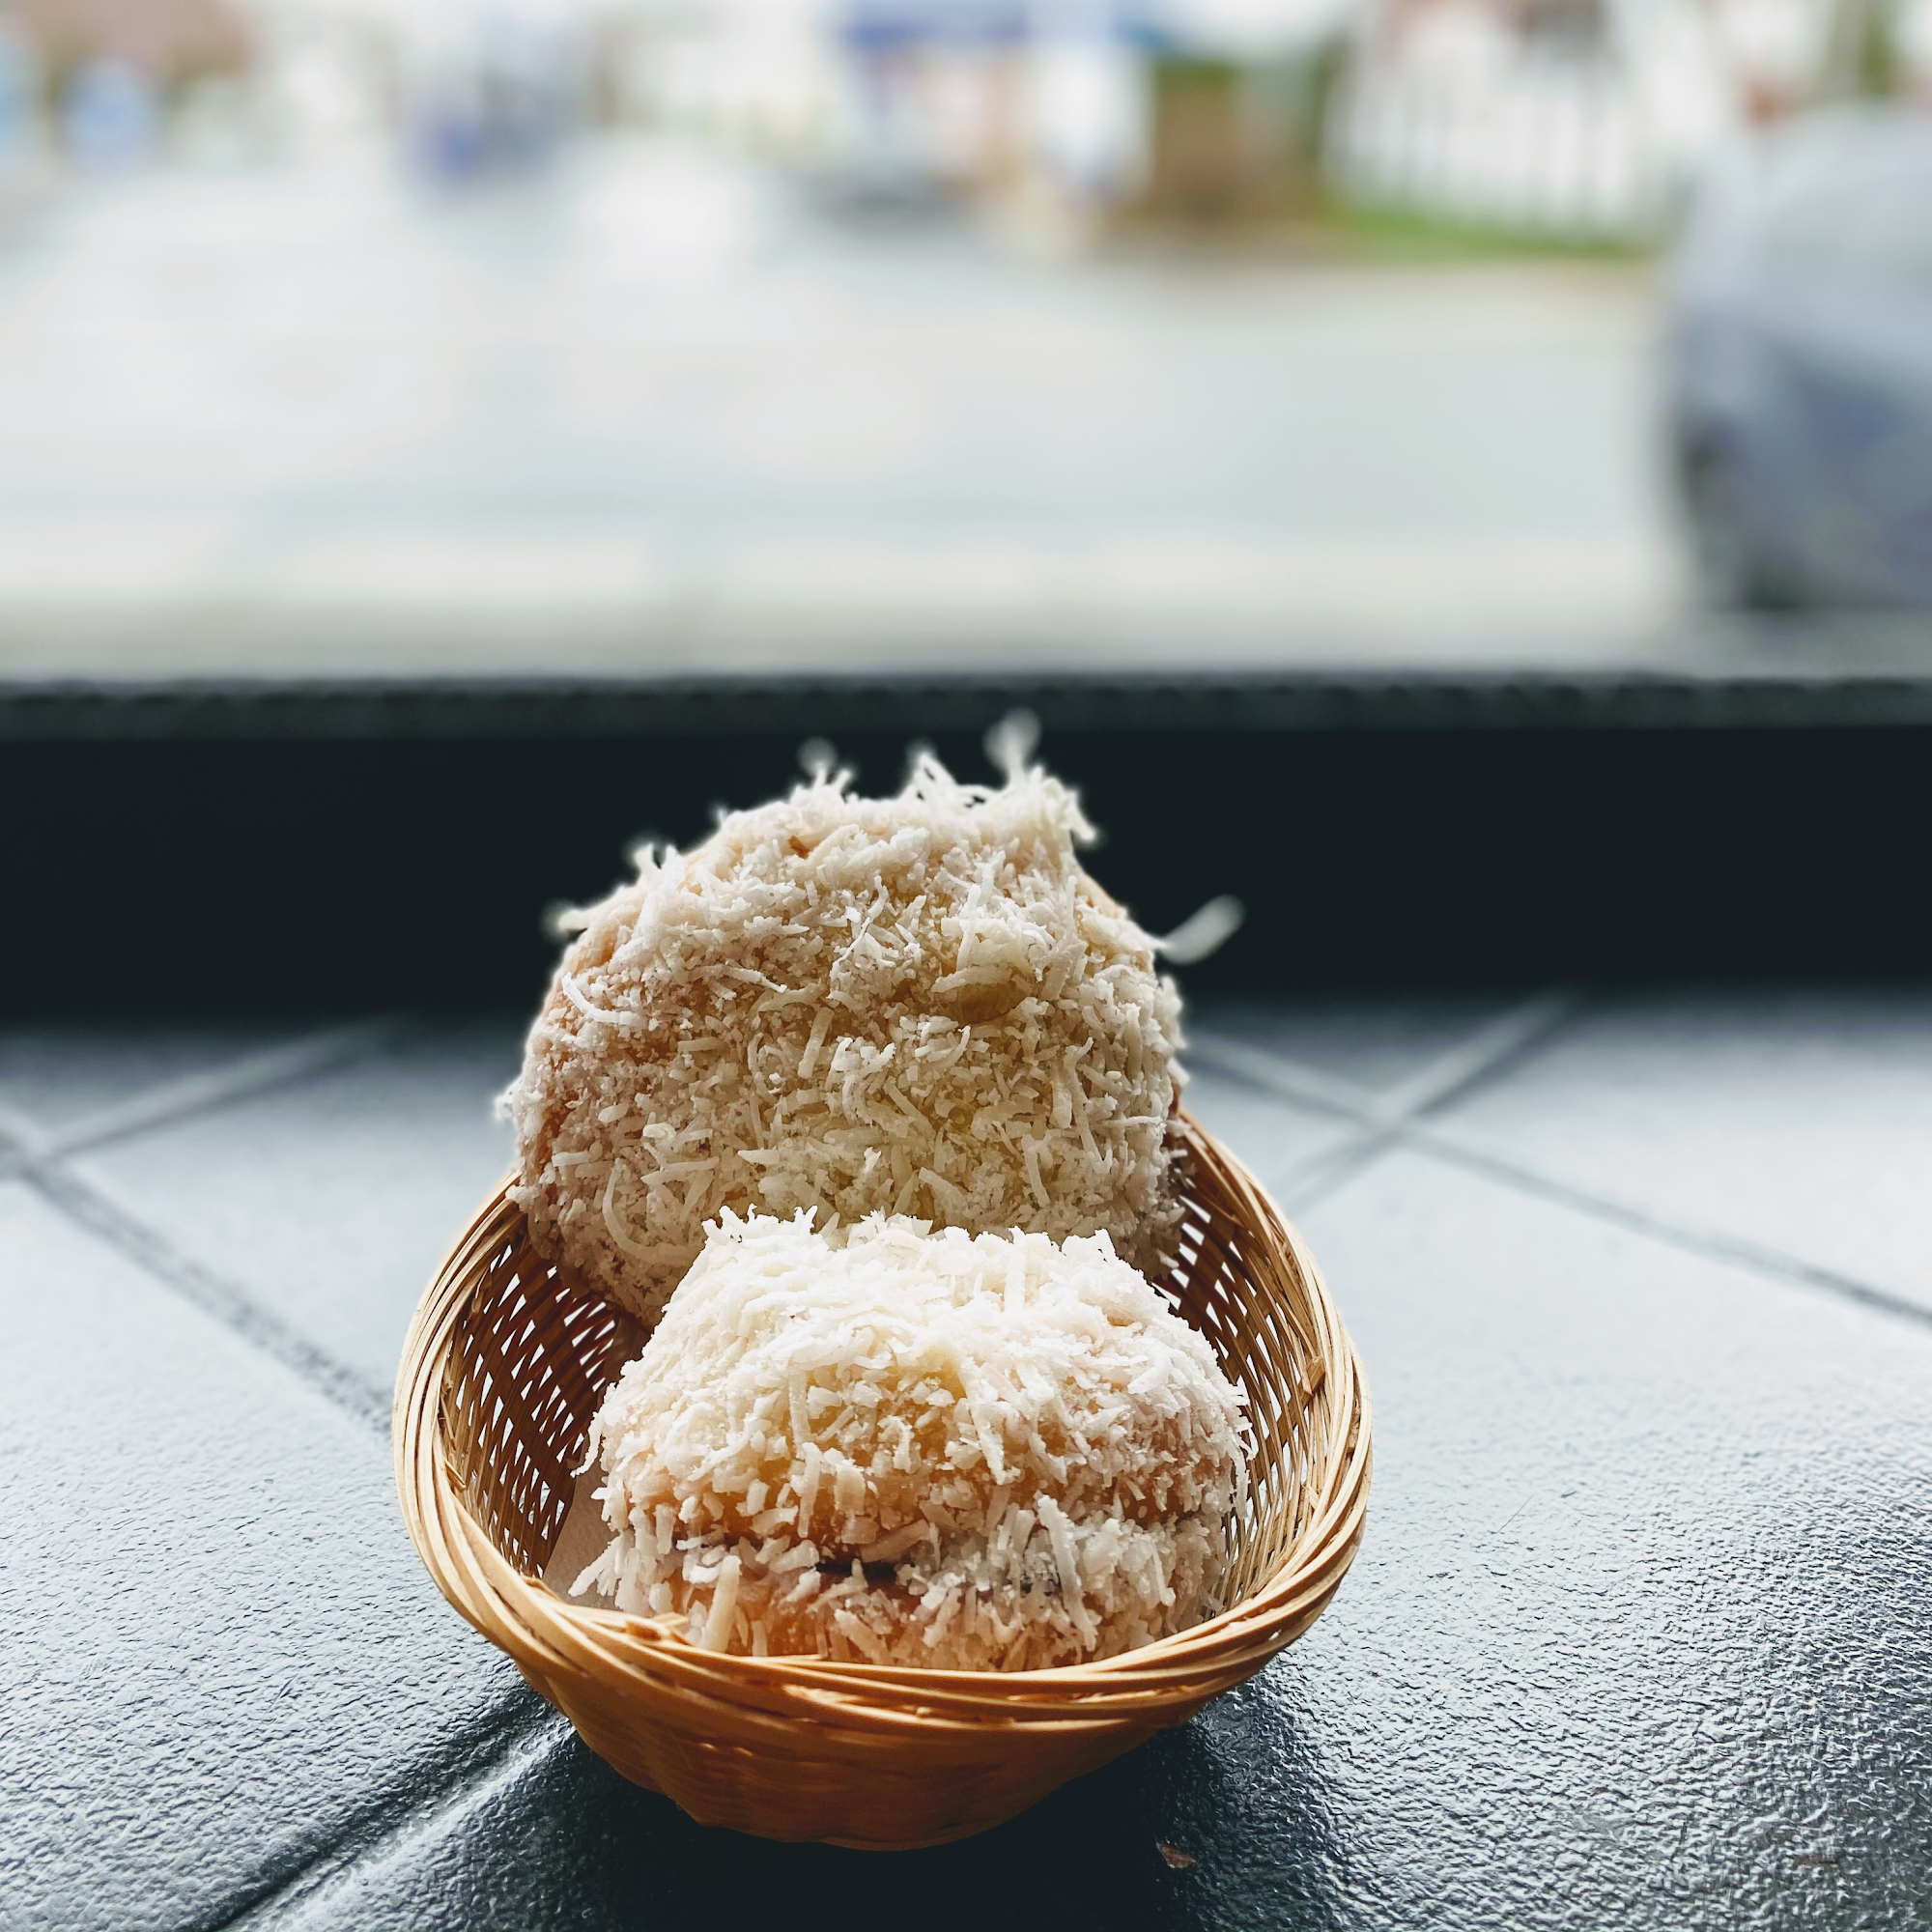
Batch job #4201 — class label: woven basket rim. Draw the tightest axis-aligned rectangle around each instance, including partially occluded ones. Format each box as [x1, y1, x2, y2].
[396, 1113, 1372, 1721]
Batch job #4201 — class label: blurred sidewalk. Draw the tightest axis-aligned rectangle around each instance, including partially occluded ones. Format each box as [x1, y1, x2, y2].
[0, 139, 1686, 680]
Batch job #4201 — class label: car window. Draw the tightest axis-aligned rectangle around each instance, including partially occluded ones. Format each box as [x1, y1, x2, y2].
[1759, 178, 1862, 276]
[1841, 189, 1932, 291]
[1759, 166, 1932, 293]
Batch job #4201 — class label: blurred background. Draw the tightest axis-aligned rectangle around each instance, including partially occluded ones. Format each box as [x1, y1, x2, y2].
[0, 0, 1928, 680]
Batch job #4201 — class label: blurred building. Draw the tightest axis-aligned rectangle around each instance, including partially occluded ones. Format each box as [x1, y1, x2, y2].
[8, 0, 249, 82]
[835, 0, 1143, 204]
[1326, 0, 1932, 241]
[0, 0, 249, 167]
[4, 0, 1927, 246]
[611, 0, 841, 155]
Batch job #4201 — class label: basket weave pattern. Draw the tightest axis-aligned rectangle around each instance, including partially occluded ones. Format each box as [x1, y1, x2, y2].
[395, 1115, 1371, 1850]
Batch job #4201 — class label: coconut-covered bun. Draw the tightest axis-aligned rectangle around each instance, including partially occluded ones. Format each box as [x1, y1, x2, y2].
[503, 750, 1184, 1325]
[571, 1212, 1247, 1668]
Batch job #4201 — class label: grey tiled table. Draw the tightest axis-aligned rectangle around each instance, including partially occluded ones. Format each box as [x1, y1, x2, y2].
[4, 991, 1928, 1930]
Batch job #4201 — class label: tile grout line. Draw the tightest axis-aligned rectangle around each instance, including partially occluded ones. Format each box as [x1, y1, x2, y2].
[1377, 986, 1585, 1121]
[1191, 1017, 1932, 1336]
[1402, 1122, 1932, 1335]
[1272, 1126, 1404, 1219]
[5, 1016, 578, 1932]
[191, 1698, 567, 1932]
[95, 985, 1932, 1927]
[1213, 986, 1589, 1219]
[209, 989, 1604, 1926]
[1190, 1037, 1370, 1127]
[0, 1018, 547, 1931]
[1, 1017, 416, 1435]
[0, 1015, 557, 1932]
[1197, 986, 1585, 1134]
[0, 1094, 43, 1159]
[41, 1017, 412, 1162]
[27, 1161, 393, 1431]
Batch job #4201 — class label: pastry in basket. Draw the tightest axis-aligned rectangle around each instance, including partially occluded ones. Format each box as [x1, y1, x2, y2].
[502, 747, 1184, 1326]
[571, 1210, 1247, 1668]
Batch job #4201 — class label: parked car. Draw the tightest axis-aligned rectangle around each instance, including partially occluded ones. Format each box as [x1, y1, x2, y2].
[1664, 107, 1932, 609]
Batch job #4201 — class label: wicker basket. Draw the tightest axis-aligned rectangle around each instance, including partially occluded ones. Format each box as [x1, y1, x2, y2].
[395, 1113, 1371, 1851]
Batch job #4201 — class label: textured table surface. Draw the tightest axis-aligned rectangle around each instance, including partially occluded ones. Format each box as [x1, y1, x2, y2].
[3, 988, 1928, 1931]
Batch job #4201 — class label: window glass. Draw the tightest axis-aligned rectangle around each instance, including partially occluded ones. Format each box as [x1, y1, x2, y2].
[1842, 185, 1932, 291]
[1761, 167, 1932, 292]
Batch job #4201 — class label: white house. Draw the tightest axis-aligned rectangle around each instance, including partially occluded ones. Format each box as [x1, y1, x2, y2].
[1322, 0, 1917, 239]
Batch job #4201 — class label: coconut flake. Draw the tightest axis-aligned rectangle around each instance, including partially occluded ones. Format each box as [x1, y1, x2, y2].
[504, 753, 1185, 1326]
[573, 1210, 1247, 1670]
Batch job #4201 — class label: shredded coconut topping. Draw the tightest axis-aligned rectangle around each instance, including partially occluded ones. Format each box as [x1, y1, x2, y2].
[572, 1211, 1248, 1668]
[503, 752, 1185, 1323]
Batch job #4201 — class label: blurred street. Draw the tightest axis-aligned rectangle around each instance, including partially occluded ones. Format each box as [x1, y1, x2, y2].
[0, 141, 1682, 679]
